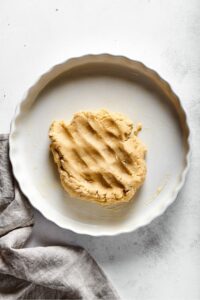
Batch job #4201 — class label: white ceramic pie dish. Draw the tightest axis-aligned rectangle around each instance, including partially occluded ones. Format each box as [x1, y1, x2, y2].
[9, 54, 190, 236]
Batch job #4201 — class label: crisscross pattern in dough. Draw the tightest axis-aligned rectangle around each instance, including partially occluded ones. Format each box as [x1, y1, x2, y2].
[49, 110, 146, 206]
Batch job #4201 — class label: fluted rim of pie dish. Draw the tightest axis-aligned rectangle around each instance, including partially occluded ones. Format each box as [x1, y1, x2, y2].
[9, 54, 191, 236]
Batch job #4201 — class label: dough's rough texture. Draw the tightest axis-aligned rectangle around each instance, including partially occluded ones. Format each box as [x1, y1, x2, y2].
[49, 110, 147, 206]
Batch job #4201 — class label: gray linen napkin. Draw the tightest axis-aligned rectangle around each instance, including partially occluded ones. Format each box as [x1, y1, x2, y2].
[0, 134, 119, 300]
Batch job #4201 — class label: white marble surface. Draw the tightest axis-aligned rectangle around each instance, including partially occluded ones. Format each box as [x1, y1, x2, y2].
[0, 1, 200, 299]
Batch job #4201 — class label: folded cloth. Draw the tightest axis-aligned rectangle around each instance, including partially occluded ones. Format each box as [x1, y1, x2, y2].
[0, 135, 119, 300]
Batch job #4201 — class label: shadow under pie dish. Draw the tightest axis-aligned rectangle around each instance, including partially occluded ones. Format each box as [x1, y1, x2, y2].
[49, 109, 147, 206]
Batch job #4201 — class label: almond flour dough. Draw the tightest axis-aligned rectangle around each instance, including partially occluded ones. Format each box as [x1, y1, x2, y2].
[49, 109, 147, 206]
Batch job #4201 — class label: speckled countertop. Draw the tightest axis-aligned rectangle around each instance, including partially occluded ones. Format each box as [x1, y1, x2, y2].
[0, 1, 199, 299]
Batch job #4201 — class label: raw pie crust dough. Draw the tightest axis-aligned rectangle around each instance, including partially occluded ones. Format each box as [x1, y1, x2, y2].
[49, 109, 147, 206]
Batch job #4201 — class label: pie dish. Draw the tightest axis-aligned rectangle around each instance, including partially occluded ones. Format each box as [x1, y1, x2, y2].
[9, 54, 190, 236]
